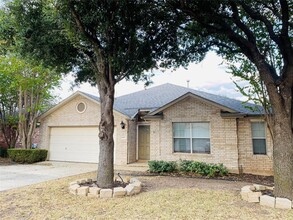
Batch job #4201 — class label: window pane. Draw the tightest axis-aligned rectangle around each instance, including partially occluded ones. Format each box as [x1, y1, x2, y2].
[192, 123, 210, 138]
[253, 139, 266, 154]
[252, 122, 265, 138]
[192, 138, 210, 153]
[173, 123, 190, 138]
[174, 138, 190, 153]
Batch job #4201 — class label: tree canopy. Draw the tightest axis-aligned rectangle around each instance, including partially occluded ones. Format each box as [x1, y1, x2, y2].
[170, 0, 293, 200]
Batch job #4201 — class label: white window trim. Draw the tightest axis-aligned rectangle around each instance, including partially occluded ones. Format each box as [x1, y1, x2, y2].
[173, 122, 211, 154]
[76, 101, 87, 114]
[251, 121, 267, 155]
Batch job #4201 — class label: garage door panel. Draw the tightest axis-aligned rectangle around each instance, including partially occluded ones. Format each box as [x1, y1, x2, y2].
[49, 127, 100, 163]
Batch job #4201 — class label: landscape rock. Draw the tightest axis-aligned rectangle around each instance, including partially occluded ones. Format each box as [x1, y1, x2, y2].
[89, 187, 101, 195]
[69, 184, 80, 195]
[77, 186, 89, 196]
[247, 192, 262, 203]
[253, 184, 266, 191]
[125, 184, 136, 196]
[100, 189, 113, 198]
[260, 195, 275, 208]
[275, 197, 292, 209]
[113, 187, 126, 198]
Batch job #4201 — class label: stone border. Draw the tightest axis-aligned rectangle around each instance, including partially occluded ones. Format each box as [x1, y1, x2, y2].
[69, 177, 142, 198]
[241, 184, 293, 209]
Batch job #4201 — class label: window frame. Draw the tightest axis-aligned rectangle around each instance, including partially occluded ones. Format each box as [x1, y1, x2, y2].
[173, 122, 211, 154]
[251, 121, 267, 155]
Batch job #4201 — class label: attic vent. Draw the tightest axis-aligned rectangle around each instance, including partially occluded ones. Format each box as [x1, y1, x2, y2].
[76, 102, 86, 113]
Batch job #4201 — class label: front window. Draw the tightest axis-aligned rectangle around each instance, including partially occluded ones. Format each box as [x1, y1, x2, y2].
[251, 122, 267, 155]
[173, 122, 210, 154]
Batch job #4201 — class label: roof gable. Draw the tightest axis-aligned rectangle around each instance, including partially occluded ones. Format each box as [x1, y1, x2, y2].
[39, 91, 127, 120]
[149, 92, 237, 116]
[114, 83, 263, 118]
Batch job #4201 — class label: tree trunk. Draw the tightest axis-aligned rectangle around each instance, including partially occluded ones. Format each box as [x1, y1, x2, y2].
[271, 110, 293, 201]
[96, 79, 115, 188]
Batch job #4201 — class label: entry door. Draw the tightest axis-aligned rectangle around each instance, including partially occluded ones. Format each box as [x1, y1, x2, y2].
[138, 125, 150, 160]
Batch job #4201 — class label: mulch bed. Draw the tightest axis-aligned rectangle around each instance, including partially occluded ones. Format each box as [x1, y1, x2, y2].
[117, 170, 274, 187]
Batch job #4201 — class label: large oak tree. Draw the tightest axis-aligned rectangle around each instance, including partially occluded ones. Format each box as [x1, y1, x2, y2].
[170, 0, 293, 200]
[2, 0, 200, 188]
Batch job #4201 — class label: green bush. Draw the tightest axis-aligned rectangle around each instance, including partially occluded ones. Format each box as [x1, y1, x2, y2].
[179, 160, 229, 177]
[7, 149, 48, 164]
[0, 147, 8, 158]
[148, 160, 177, 173]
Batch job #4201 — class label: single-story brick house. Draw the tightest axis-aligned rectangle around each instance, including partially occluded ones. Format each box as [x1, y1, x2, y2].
[39, 83, 273, 175]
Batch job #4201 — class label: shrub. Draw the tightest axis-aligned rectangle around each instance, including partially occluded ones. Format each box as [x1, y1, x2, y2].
[7, 149, 48, 164]
[148, 160, 177, 173]
[179, 160, 229, 177]
[0, 147, 8, 158]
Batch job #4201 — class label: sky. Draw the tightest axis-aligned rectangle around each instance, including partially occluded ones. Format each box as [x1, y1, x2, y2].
[54, 52, 247, 102]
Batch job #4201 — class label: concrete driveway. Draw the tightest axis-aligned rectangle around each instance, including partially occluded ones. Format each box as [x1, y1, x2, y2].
[0, 161, 97, 191]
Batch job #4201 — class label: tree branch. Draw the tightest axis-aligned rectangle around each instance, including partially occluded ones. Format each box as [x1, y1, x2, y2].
[229, 1, 256, 45]
[239, 1, 280, 46]
[68, 1, 104, 57]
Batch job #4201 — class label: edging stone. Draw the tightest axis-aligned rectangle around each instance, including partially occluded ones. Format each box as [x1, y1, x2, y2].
[241, 184, 293, 210]
[68, 177, 142, 199]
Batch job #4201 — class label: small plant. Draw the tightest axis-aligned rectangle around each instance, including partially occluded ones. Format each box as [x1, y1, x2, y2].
[7, 149, 48, 164]
[179, 160, 229, 177]
[148, 160, 177, 173]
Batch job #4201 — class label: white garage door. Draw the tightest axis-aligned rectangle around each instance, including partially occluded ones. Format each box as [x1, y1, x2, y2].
[49, 127, 101, 163]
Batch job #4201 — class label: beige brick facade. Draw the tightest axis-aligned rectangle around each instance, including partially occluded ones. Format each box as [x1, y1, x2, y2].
[143, 96, 273, 175]
[39, 94, 129, 165]
[147, 96, 239, 173]
[237, 118, 273, 175]
[39, 92, 273, 175]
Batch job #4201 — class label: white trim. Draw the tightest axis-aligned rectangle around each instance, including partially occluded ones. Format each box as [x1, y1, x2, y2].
[172, 122, 211, 154]
[251, 121, 267, 155]
[76, 101, 87, 113]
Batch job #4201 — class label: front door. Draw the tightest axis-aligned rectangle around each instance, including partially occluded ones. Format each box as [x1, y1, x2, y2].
[138, 125, 150, 160]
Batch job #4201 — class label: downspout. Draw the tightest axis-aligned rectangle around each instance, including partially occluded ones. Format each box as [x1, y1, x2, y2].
[236, 118, 243, 175]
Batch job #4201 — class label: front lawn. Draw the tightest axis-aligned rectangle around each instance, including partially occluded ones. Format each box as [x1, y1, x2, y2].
[0, 172, 291, 220]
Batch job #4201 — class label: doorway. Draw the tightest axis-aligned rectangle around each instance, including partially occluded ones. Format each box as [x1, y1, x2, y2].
[138, 125, 150, 160]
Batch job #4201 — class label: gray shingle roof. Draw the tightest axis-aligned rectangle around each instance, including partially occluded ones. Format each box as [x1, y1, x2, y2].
[113, 83, 263, 118]
[80, 83, 263, 118]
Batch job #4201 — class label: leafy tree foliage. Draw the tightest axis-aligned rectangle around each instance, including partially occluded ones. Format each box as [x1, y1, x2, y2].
[0, 57, 19, 148]
[1, 0, 202, 187]
[170, 0, 293, 200]
[0, 55, 60, 149]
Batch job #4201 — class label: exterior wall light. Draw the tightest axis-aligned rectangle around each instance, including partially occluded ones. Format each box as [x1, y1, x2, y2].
[120, 121, 126, 129]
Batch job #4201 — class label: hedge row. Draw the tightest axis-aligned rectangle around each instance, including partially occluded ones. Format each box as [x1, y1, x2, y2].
[7, 149, 48, 164]
[148, 160, 229, 177]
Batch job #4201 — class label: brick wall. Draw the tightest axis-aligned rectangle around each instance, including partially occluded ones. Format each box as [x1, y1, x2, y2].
[237, 118, 273, 175]
[39, 95, 128, 165]
[149, 96, 239, 173]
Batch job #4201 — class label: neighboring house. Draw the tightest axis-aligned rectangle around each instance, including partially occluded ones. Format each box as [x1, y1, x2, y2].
[39, 83, 273, 175]
[0, 128, 40, 149]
